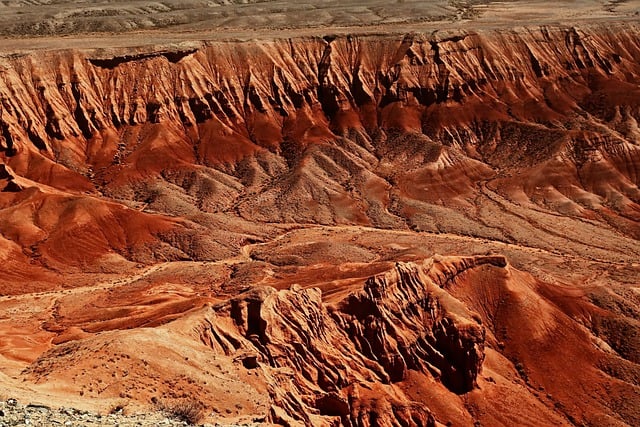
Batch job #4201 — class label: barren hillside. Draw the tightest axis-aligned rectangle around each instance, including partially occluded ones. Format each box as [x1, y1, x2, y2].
[0, 2, 639, 426]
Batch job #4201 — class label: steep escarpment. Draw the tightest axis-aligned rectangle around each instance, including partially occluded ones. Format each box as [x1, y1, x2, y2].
[0, 24, 638, 280]
[3, 25, 639, 159]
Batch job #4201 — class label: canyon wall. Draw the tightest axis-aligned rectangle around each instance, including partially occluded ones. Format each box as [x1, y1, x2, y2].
[0, 24, 638, 275]
[0, 23, 639, 426]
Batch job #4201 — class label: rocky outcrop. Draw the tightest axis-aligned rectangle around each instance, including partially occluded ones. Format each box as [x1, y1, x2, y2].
[194, 256, 491, 426]
[338, 259, 492, 393]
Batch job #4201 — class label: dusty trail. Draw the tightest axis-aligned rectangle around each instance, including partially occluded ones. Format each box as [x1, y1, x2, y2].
[265, 223, 638, 265]
[0, 225, 298, 302]
[0, 262, 170, 303]
[3, 220, 634, 305]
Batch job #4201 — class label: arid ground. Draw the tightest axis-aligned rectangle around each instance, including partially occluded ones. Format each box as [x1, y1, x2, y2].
[0, 1, 639, 426]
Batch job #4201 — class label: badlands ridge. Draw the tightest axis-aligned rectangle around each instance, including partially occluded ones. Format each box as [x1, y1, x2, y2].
[0, 5, 639, 427]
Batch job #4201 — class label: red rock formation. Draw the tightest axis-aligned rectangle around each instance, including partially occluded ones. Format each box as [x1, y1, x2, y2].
[23, 257, 498, 426]
[0, 24, 637, 268]
[0, 22, 639, 427]
[21, 252, 636, 426]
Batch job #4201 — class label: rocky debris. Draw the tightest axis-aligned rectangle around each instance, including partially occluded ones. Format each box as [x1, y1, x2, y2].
[0, 399, 242, 427]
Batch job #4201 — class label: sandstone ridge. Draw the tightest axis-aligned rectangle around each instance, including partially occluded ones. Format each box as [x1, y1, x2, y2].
[24, 256, 506, 426]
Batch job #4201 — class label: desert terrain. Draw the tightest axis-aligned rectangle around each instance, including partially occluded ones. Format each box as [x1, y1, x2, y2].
[0, 1, 639, 426]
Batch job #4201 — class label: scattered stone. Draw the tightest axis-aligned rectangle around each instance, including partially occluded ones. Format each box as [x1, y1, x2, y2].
[0, 399, 221, 427]
[26, 404, 50, 413]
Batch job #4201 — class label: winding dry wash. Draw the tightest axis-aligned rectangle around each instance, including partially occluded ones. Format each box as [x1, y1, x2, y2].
[0, 1, 639, 426]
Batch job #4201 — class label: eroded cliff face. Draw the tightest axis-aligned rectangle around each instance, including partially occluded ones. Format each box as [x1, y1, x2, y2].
[0, 24, 639, 275]
[23, 251, 634, 426]
[2, 24, 639, 147]
[23, 256, 503, 427]
[1, 23, 640, 427]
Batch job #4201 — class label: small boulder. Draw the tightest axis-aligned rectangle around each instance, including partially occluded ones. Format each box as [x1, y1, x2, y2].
[242, 355, 259, 369]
